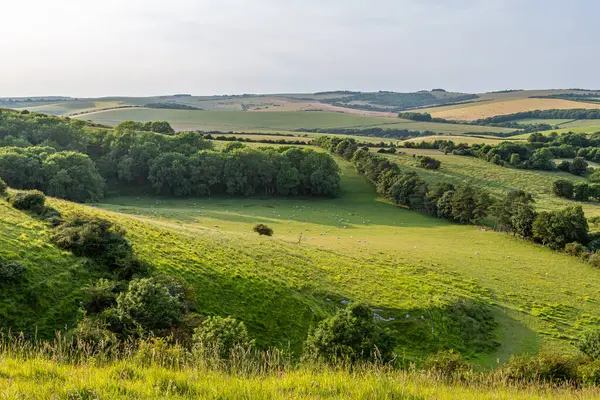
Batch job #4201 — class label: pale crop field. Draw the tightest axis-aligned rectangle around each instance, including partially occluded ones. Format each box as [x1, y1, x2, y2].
[415, 98, 600, 121]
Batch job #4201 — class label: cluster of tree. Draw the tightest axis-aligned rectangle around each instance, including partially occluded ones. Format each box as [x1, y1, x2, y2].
[144, 103, 202, 110]
[552, 179, 600, 202]
[114, 120, 176, 135]
[474, 109, 600, 125]
[532, 93, 600, 104]
[315, 136, 491, 225]
[443, 137, 598, 176]
[494, 190, 595, 254]
[208, 135, 310, 146]
[146, 144, 340, 197]
[0, 146, 105, 202]
[376, 147, 397, 154]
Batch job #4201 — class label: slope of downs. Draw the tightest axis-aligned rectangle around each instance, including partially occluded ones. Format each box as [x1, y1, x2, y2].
[96, 161, 600, 361]
[0, 201, 101, 334]
[4, 160, 600, 364]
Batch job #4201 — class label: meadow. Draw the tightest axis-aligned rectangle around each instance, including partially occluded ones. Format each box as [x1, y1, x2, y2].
[72, 108, 515, 135]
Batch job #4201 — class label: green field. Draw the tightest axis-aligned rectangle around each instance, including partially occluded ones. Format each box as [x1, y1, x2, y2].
[72, 108, 516, 135]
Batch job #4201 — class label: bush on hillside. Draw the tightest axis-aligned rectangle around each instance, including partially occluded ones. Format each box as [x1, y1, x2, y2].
[552, 179, 574, 199]
[421, 350, 471, 379]
[588, 253, 600, 269]
[417, 156, 441, 170]
[253, 223, 273, 236]
[578, 360, 600, 385]
[565, 242, 585, 257]
[9, 190, 46, 213]
[193, 316, 255, 359]
[116, 278, 183, 334]
[0, 260, 26, 283]
[499, 352, 580, 384]
[303, 303, 397, 364]
[579, 328, 600, 360]
[0, 178, 6, 196]
[51, 215, 145, 278]
[82, 279, 118, 314]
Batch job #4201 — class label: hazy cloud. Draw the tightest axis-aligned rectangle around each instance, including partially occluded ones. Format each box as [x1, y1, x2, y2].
[0, 0, 597, 96]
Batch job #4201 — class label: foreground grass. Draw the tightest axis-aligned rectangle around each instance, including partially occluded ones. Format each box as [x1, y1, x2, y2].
[2, 356, 599, 399]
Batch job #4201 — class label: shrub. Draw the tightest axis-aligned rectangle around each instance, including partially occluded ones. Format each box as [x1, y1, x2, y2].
[417, 156, 441, 170]
[565, 242, 585, 257]
[552, 179, 574, 199]
[51, 215, 144, 278]
[9, 190, 46, 213]
[116, 278, 183, 334]
[573, 182, 590, 201]
[0, 260, 26, 283]
[253, 223, 273, 236]
[0, 177, 6, 196]
[589, 253, 600, 269]
[82, 279, 118, 314]
[70, 314, 118, 345]
[499, 352, 580, 384]
[192, 316, 255, 359]
[579, 328, 600, 360]
[579, 360, 600, 385]
[303, 303, 397, 364]
[421, 350, 471, 379]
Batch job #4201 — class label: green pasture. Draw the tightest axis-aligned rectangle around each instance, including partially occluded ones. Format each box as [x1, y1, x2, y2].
[72, 108, 515, 135]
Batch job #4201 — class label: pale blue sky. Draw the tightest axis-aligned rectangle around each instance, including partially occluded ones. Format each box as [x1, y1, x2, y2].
[1, 0, 597, 96]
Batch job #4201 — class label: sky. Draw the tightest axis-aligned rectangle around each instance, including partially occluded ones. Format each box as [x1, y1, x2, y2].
[1, 0, 598, 97]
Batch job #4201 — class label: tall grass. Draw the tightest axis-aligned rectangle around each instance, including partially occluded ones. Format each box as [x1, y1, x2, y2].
[1, 333, 599, 399]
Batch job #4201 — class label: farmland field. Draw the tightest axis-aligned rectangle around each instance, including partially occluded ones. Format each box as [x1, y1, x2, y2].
[72, 108, 516, 134]
[415, 98, 600, 121]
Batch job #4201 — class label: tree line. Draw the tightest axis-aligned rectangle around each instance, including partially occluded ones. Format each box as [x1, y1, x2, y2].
[413, 132, 600, 177]
[0, 109, 341, 201]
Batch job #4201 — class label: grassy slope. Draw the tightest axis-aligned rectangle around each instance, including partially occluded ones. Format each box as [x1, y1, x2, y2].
[71, 108, 514, 135]
[0, 200, 100, 334]
[94, 160, 600, 360]
[5, 157, 600, 365]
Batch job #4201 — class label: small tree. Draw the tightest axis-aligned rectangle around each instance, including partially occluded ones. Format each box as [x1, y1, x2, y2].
[552, 179, 574, 199]
[116, 278, 183, 334]
[0, 177, 7, 196]
[253, 223, 273, 236]
[570, 157, 589, 176]
[303, 303, 397, 363]
[192, 316, 254, 359]
[574, 182, 591, 201]
[565, 242, 585, 257]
